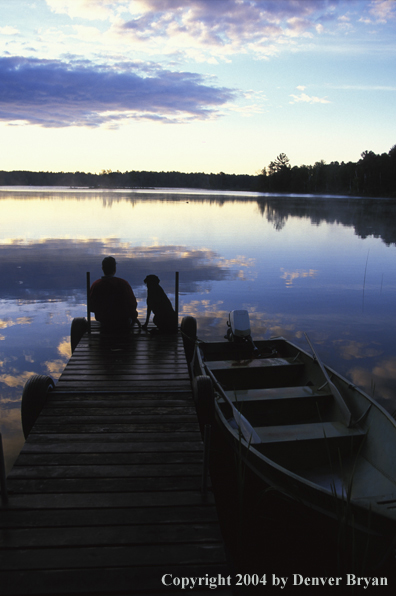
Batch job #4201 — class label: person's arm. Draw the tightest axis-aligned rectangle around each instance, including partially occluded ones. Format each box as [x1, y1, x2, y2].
[141, 307, 151, 330]
[89, 282, 97, 314]
[122, 280, 137, 315]
[123, 280, 141, 326]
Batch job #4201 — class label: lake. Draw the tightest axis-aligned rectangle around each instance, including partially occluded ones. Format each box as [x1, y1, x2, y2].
[1, 188, 396, 475]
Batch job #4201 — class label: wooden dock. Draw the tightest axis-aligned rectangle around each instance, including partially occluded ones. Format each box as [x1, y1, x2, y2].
[0, 324, 231, 595]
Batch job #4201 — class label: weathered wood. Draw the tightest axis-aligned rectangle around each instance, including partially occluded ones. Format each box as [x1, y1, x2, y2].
[1, 505, 219, 529]
[14, 453, 203, 467]
[20, 440, 204, 453]
[0, 522, 223, 548]
[6, 476, 205, 494]
[0, 328, 231, 595]
[8, 462, 205, 479]
[0, 561, 230, 596]
[0, 544, 227, 570]
[19, 431, 202, 443]
[6, 489, 215, 509]
[53, 380, 191, 388]
[29, 423, 201, 434]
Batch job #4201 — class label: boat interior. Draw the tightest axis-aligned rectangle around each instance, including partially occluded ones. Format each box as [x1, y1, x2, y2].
[201, 338, 396, 502]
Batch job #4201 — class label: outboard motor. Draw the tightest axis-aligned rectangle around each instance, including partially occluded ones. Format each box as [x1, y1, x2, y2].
[225, 310, 260, 357]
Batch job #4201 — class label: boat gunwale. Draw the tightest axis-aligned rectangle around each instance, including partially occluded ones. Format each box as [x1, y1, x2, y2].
[193, 337, 396, 508]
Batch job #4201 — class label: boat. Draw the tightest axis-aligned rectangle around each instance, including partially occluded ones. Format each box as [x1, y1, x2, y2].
[181, 310, 396, 569]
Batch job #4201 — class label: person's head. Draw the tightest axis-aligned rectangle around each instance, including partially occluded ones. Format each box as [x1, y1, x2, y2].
[144, 274, 160, 286]
[102, 256, 116, 276]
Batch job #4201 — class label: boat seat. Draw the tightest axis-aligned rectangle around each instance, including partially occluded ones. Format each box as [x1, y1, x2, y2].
[224, 385, 331, 403]
[207, 356, 305, 391]
[207, 357, 302, 372]
[255, 421, 366, 444]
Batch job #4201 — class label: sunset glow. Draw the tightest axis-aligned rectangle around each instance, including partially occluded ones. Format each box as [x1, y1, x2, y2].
[1, 0, 395, 175]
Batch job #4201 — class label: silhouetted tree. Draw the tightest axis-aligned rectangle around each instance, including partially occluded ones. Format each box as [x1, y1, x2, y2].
[264, 153, 292, 192]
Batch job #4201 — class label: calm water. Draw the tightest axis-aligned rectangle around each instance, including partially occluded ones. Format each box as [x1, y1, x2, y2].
[1, 188, 396, 474]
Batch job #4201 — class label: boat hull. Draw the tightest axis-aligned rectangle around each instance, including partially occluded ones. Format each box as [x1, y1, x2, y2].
[181, 319, 396, 569]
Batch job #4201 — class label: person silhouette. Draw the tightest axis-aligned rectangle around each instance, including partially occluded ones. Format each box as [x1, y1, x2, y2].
[89, 257, 139, 333]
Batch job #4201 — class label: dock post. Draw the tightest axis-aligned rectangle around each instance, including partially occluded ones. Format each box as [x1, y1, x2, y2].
[201, 424, 211, 501]
[175, 271, 179, 331]
[0, 433, 8, 505]
[86, 272, 91, 335]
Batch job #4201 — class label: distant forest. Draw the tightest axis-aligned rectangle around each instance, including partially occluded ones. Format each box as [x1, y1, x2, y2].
[1, 144, 395, 197]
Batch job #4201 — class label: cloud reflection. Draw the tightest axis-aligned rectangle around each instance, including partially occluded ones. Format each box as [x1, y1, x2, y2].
[334, 339, 382, 361]
[0, 369, 37, 389]
[349, 357, 396, 410]
[42, 337, 72, 377]
[0, 317, 33, 329]
[280, 268, 318, 286]
[0, 238, 253, 300]
[180, 300, 291, 341]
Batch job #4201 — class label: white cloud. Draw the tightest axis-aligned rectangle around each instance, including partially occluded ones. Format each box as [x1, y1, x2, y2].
[104, 0, 339, 61]
[45, 0, 119, 21]
[33, 1, 395, 67]
[289, 91, 331, 105]
[72, 24, 103, 42]
[368, 0, 396, 24]
[0, 26, 19, 35]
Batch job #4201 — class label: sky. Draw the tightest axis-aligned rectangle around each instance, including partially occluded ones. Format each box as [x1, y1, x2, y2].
[0, 0, 395, 176]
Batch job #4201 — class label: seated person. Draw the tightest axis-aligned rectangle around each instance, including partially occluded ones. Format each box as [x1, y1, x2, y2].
[141, 275, 177, 334]
[90, 256, 139, 333]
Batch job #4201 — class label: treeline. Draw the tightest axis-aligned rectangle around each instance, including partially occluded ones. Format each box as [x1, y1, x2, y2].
[259, 145, 396, 197]
[0, 169, 258, 192]
[0, 144, 394, 196]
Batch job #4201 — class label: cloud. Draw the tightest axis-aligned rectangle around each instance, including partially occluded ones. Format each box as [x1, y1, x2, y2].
[45, 0, 117, 21]
[289, 91, 331, 105]
[106, 0, 342, 60]
[0, 26, 19, 35]
[0, 56, 235, 127]
[28, 1, 396, 68]
[367, 0, 396, 24]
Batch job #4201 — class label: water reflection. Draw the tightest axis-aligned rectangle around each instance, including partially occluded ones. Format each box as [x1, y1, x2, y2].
[1, 189, 396, 474]
[280, 268, 318, 286]
[257, 196, 396, 246]
[0, 239, 249, 299]
[350, 358, 396, 410]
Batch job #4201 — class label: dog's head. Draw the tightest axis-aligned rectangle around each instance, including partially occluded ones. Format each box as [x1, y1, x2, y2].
[144, 274, 160, 286]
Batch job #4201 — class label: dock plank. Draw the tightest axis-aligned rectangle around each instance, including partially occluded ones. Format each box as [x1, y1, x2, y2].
[0, 325, 231, 595]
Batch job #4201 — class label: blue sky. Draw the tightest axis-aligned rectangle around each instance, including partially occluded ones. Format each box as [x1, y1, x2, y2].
[0, 0, 395, 175]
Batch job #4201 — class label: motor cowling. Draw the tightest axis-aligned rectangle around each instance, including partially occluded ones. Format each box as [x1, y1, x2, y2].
[229, 309, 251, 338]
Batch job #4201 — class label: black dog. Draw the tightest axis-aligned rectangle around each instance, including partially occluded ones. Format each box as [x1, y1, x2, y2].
[141, 275, 177, 333]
